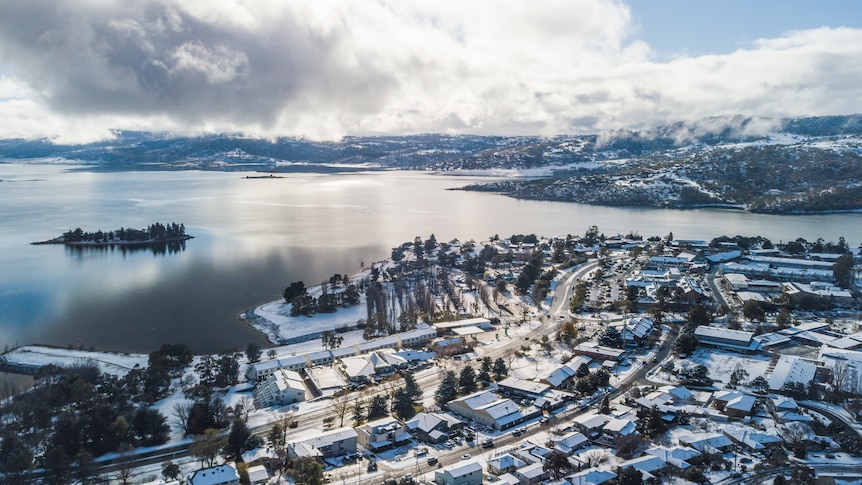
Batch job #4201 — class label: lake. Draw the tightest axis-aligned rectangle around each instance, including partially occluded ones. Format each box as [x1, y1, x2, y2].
[1, 162, 860, 356]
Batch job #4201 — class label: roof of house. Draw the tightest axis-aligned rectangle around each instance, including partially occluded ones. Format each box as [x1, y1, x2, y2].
[439, 459, 483, 477]
[405, 412, 461, 433]
[288, 427, 357, 452]
[488, 454, 527, 471]
[567, 468, 616, 485]
[677, 432, 733, 451]
[188, 464, 240, 485]
[621, 455, 666, 473]
[516, 462, 547, 479]
[644, 445, 700, 469]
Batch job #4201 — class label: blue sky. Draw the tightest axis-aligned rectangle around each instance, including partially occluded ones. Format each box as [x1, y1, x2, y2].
[629, 0, 862, 57]
[0, 0, 860, 142]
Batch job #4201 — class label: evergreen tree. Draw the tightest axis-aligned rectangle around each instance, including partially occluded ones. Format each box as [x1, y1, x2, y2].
[352, 399, 366, 426]
[392, 387, 416, 420]
[403, 372, 423, 405]
[435, 371, 458, 405]
[367, 395, 389, 421]
[599, 395, 610, 414]
[226, 418, 252, 459]
[459, 366, 478, 395]
[492, 357, 508, 381]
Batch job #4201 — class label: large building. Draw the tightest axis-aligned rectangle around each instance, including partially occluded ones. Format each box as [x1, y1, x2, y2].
[252, 369, 307, 408]
[447, 390, 523, 430]
[693, 326, 761, 352]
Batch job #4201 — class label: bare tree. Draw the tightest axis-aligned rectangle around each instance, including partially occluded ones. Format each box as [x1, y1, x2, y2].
[333, 394, 351, 427]
[173, 402, 191, 436]
[115, 444, 135, 485]
[831, 360, 849, 396]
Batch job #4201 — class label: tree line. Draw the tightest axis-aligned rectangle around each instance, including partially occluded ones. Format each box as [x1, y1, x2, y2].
[60, 222, 188, 243]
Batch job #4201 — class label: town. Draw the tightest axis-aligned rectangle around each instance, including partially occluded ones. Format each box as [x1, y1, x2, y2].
[2, 229, 860, 485]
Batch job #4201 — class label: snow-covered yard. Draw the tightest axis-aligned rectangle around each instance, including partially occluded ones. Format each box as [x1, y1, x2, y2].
[675, 348, 772, 387]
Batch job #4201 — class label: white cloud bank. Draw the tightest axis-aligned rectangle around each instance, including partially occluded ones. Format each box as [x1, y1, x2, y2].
[0, 0, 860, 143]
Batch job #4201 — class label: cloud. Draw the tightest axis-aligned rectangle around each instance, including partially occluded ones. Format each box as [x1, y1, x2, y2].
[0, 1, 860, 143]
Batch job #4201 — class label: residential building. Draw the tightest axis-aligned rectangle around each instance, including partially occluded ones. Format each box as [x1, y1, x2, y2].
[406, 412, 462, 444]
[188, 464, 241, 485]
[487, 454, 527, 476]
[357, 417, 410, 452]
[447, 391, 523, 430]
[287, 427, 357, 459]
[434, 459, 483, 485]
[252, 369, 306, 408]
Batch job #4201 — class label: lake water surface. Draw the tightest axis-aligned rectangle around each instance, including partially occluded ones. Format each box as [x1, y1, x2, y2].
[2, 162, 860, 355]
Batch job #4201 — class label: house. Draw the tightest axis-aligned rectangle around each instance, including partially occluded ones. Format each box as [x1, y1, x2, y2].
[406, 412, 462, 444]
[619, 455, 667, 475]
[572, 413, 611, 438]
[246, 465, 269, 485]
[188, 464, 241, 485]
[240, 447, 278, 466]
[487, 454, 527, 476]
[434, 459, 483, 485]
[514, 462, 548, 485]
[550, 431, 589, 455]
[357, 417, 410, 452]
[287, 427, 357, 459]
[644, 445, 701, 471]
[602, 417, 638, 439]
[712, 390, 757, 419]
[677, 432, 734, 452]
[340, 351, 398, 383]
[567, 468, 616, 485]
[722, 429, 783, 451]
[771, 396, 799, 413]
[447, 391, 523, 430]
[540, 356, 593, 388]
[252, 369, 307, 408]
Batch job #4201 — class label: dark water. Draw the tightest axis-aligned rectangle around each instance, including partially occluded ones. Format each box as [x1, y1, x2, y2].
[1, 162, 860, 356]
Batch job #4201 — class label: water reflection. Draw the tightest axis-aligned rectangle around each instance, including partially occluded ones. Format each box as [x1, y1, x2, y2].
[64, 240, 187, 257]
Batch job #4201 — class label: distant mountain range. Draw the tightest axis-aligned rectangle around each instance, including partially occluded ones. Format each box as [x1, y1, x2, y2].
[2, 114, 861, 213]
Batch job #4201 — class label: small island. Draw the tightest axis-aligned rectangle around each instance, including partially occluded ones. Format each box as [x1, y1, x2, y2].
[32, 222, 193, 247]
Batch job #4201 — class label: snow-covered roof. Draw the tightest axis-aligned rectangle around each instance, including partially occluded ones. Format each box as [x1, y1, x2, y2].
[768, 354, 818, 391]
[567, 468, 616, 485]
[440, 459, 482, 478]
[488, 454, 527, 471]
[188, 464, 240, 485]
[677, 432, 733, 451]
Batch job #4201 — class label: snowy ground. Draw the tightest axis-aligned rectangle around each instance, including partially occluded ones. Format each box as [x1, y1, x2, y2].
[1, 345, 148, 376]
[674, 348, 772, 387]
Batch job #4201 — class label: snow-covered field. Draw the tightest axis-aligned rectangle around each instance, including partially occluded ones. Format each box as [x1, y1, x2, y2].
[1, 345, 148, 376]
[675, 348, 772, 387]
